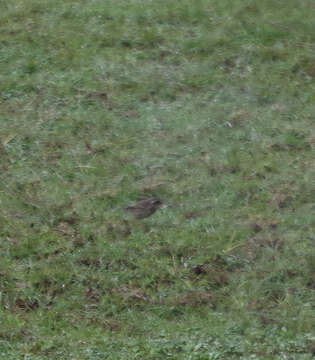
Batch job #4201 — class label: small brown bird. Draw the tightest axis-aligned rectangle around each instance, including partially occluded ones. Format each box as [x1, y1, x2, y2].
[125, 198, 162, 219]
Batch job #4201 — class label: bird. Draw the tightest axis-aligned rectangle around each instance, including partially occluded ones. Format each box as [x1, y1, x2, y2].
[124, 198, 162, 219]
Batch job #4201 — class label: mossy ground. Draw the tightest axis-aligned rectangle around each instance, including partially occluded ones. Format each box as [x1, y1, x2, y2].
[0, 0, 314, 358]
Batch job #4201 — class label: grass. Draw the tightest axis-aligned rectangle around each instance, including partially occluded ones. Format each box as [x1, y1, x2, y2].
[0, 0, 315, 358]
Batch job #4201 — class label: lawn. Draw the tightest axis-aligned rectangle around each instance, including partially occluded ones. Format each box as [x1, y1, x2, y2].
[0, 0, 314, 358]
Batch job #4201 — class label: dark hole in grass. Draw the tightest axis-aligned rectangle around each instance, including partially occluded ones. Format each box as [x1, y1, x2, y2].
[15, 298, 39, 312]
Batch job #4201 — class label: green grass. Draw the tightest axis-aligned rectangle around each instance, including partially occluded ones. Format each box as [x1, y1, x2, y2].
[1, 0, 315, 358]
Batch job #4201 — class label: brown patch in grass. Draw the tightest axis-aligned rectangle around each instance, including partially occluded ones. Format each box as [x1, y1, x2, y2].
[34, 280, 65, 297]
[240, 236, 285, 261]
[85, 287, 102, 303]
[259, 314, 277, 327]
[43, 139, 65, 163]
[85, 142, 112, 154]
[107, 221, 131, 238]
[86, 317, 122, 331]
[170, 291, 216, 307]
[270, 143, 288, 152]
[54, 221, 87, 248]
[123, 110, 140, 119]
[138, 181, 166, 193]
[192, 255, 231, 287]
[306, 341, 315, 357]
[85, 91, 108, 100]
[35, 279, 55, 291]
[55, 222, 75, 237]
[15, 298, 39, 312]
[83, 91, 114, 110]
[250, 223, 263, 234]
[49, 247, 67, 257]
[246, 217, 280, 234]
[199, 155, 236, 176]
[63, 213, 80, 226]
[183, 206, 211, 220]
[249, 297, 279, 313]
[0, 145, 9, 171]
[292, 58, 315, 78]
[229, 109, 251, 127]
[113, 285, 155, 304]
[0, 271, 11, 282]
[0, 328, 33, 342]
[268, 288, 287, 302]
[53, 222, 86, 251]
[72, 236, 86, 248]
[271, 192, 293, 209]
[184, 210, 203, 220]
[77, 258, 101, 268]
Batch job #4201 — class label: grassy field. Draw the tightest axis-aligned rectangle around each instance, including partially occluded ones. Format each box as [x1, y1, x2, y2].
[0, 0, 315, 358]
